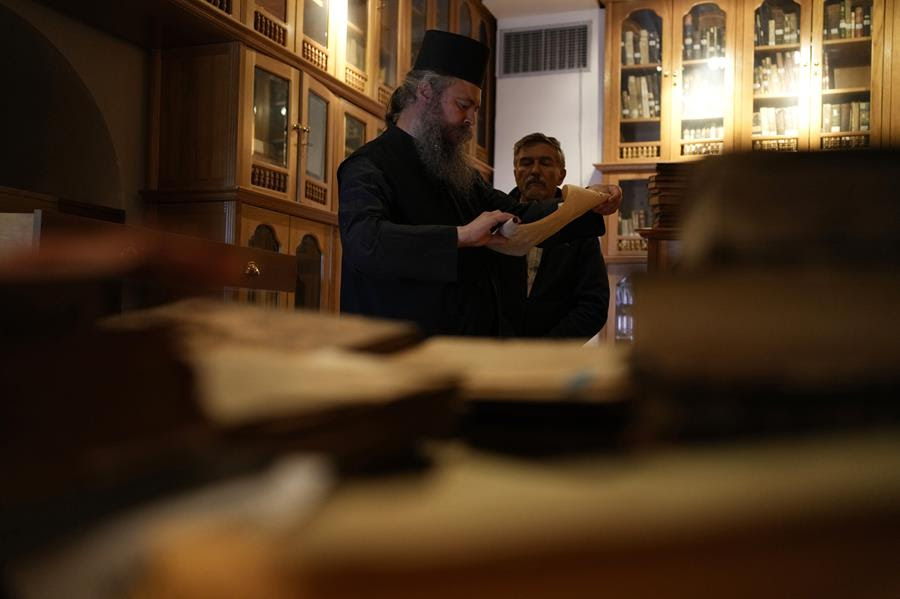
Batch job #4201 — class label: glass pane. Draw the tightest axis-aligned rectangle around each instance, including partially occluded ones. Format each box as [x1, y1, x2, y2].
[436, 0, 450, 31]
[680, 3, 726, 156]
[304, 0, 329, 46]
[295, 234, 323, 309]
[751, 0, 802, 151]
[379, 0, 398, 86]
[253, 67, 289, 167]
[257, 0, 287, 22]
[617, 179, 650, 250]
[459, 2, 472, 37]
[306, 91, 328, 181]
[411, 0, 427, 64]
[819, 0, 872, 149]
[347, 0, 368, 70]
[248, 224, 281, 252]
[344, 114, 367, 158]
[619, 9, 663, 154]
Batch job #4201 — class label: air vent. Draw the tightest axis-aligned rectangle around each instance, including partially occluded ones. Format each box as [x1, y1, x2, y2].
[500, 23, 589, 77]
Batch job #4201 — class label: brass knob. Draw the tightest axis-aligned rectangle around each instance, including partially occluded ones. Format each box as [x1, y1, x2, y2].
[292, 124, 310, 133]
[244, 261, 261, 277]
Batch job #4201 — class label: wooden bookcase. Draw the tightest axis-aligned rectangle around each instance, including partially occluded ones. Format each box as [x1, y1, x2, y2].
[603, 0, 888, 163]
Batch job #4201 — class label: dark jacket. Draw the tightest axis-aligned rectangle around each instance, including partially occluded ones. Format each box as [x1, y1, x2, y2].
[495, 187, 609, 340]
[337, 125, 605, 336]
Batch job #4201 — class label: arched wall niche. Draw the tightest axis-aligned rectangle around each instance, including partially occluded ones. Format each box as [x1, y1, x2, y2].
[0, 4, 123, 210]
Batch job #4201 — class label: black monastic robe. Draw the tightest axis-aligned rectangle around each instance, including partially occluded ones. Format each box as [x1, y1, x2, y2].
[337, 125, 604, 336]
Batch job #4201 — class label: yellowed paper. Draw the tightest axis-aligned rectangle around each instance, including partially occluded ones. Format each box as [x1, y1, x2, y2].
[491, 185, 608, 256]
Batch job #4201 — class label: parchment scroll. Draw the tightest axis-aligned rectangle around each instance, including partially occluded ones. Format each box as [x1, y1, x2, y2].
[490, 185, 609, 257]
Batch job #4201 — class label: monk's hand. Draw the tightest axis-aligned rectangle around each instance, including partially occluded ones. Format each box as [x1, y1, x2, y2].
[457, 210, 515, 248]
[587, 184, 623, 215]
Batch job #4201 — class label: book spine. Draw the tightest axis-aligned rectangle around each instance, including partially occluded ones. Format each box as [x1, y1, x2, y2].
[639, 29, 649, 65]
[624, 30, 634, 65]
[860, 101, 870, 131]
[840, 102, 851, 132]
[831, 104, 841, 132]
[822, 103, 832, 132]
[683, 15, 693, 61]
[850, 101, 860, 131]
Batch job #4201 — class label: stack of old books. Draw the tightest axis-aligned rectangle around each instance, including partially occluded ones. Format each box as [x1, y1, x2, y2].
[633, 150, 900, 439]
[646, 161, 695, 229]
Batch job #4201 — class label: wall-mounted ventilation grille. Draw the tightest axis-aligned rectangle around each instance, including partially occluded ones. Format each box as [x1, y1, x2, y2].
[500, 23, 589, 77]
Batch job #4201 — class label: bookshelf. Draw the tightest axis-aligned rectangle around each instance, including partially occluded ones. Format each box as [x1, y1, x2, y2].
[603, 0, 887, 162]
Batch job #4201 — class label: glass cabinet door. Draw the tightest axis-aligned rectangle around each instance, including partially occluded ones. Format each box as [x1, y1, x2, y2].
[671, 0, 737, 158]
[246, 51, 298, 199]
[245, 0, 295, 49]
[610, 2, 668, 162]
[742, 0, 811, 152]
[239, 204, 292, 309]
[289, 217, 335, 312]
[297, 77, 334, 212]
[602, 172, 652, 260]
[811, 0, 882, 150]
[377, 0, 400, 106]
[299, 0, 333, 74]
[344, 0, 373, 94]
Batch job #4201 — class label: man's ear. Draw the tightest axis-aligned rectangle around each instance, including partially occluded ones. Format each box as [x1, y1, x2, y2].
[416, 81, 433, 102]
[557, 168, 567, 186]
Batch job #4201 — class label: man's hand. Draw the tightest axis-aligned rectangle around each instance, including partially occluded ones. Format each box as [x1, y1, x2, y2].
[587, 184, 623, 216]
[457, 210, 515, 247]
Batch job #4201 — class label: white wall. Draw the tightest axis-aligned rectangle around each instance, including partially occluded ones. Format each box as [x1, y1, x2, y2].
[493, 7, 605, 193]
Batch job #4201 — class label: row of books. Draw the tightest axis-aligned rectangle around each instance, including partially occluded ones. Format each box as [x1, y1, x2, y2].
[822, 101, 870, 132]
[752, 106, 800, 137]
[621, 74, 661, 119]
[824, 1, 871, 40]
[621, 27, 661, 66]
[754, 6, 800, 47]
[617, 238, 648, 252]
[752, 138, 799, 151]
[619, 145, 660, 160]
[682, 125, 724, 141]
[682, 12, 726, 60]
[821, 134, 869, 149]
[617, 209, 648, 237]
[753, 51, 802, 95]
[681, 141, 723, 156]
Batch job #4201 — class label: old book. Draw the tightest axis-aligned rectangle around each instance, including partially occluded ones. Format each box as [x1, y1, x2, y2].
[826, 3, 841, 39]
[775, 108, 786, 136]
[860, 101, 870, 130]
[638, 29, 649, 65]
[840, 102, 851, 131]
[624, 30, 634, 65]
[831, 104, 842, 132]
[640, 76, 651, 118]
[850, 101, 860, 131]
[393, 338, 634, 451]
[773, 7, 785, 44]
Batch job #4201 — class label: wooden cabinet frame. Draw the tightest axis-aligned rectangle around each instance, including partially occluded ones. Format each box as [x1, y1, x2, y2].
[339, 0, 380, 95]
[243, 0, 296, 50]
[297, 75, 336, 212]
[296, 0, 338, 75]
[240, 49, 301, 202]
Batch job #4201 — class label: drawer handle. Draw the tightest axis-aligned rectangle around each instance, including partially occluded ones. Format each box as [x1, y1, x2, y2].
[244, 261, 261, 277]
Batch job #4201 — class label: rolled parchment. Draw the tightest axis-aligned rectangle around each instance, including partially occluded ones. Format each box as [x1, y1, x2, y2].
[491, 216, 520, 238]
[491, 185, 609, 257]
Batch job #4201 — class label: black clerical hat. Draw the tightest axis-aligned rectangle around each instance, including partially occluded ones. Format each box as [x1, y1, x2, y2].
[412, 30, 490, 88]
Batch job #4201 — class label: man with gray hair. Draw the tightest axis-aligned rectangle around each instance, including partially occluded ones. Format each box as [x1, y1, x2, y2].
[338, 30, 621, 336]
[496, 133, 609, 339]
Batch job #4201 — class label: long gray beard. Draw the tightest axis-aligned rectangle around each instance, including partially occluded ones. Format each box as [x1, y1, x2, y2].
[412, 103, 478, 198]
